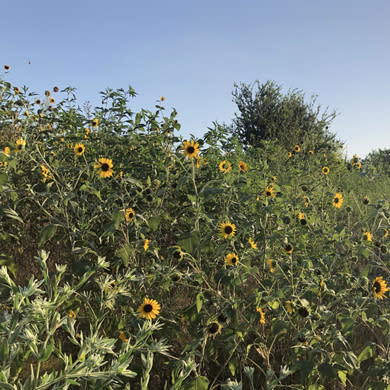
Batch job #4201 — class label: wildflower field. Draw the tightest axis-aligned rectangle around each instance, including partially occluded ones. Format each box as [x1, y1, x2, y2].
[1, 67, 390, 389]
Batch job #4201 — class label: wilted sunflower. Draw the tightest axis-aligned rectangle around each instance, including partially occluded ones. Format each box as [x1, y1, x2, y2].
[224, 253, 239, 266]
[74, 143, 85, 156]
[219, 160, 231, 173]
[125, 207, 135, 223]
[372, 276, 389, 299]
[219, 222, 236, 238]
[137, 298, 161, 320]
[294, 144, 301, 153]
[182, 140, 200, 159]
[333, 193, 343, 208]
[15, 138, 26, 152]
[285, 300, 294, 314]
[238, 161, 248, 172]
[362, 231, 373, 242]
[208, 322, 222, 338]
[256, 307, 266, 324]
[284, 243, 293, 254]
[322, 166, 330, 175]
[94, 157, 114, 178]
[267, 259, 275, 273]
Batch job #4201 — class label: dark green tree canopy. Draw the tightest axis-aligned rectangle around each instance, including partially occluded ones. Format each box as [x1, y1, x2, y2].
[230, 80, 339, 150]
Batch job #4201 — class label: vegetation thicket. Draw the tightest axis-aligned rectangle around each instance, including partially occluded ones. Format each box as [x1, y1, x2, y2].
[1, 66, 390, 390]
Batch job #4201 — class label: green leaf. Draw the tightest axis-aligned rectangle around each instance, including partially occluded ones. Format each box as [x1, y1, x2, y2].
[148, 215, 161, 232]
[116, 244, 134, 267]
[318, 362, 337, 378]
[182, 376, 209, 390]
[40, 340, 54, 362]
[0, 172, 8, 185]
[178, 231, 200, 255]
[38, 225, 57, 248]
[271, 319, 288, 336]
[338, 316, 354, 334]
[358, 343, 374, 363]
[0, 338, 9, 361]
[196, 292, 204, 313]
[337, 370, 347, 385]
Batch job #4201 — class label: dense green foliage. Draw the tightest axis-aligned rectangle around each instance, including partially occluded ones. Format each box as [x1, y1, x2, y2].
[230, 80, 339, 150]
[364, 149, 390, 176]
[1, 72, 390, 389]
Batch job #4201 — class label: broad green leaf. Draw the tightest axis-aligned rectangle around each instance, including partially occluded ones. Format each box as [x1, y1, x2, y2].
[337, 370, 347, 385]
[196, 292, 203, 313]
[148, 215, 161, 232]
[178, 231, 200, 255]
[182, 376, 209, 390]
[271, 319, 288, 336]
[40, 340, 54, 362]
[358, 343, 374, 363]
[38, 225, 57, 248]
[318, 362, 337, 378]
[0, 172, 8, 185]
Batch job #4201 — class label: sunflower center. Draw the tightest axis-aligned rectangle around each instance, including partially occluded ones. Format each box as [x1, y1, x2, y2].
[143, 304, 153, 313]
[334, 198, 339, 203]
[224, 226, 233, 234]
[187, 146, 195, 154]
[209, 323, 219, 334]
[78, 147, 83, 153]
[101, 163, 109, 171]
[285, 244, 292, 251]
[128, 212, 134, 219]
[231, 257, 237, 264]
[374, 282, 381, 293]
[266, 191, 271, 196]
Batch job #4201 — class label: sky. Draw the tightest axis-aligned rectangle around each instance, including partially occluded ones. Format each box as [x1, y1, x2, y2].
[1, 0, 389, 158]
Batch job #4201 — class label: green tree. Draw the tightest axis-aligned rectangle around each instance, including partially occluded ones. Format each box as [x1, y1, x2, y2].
[364, 148, 390, 176]
[229, 80, 339, 150]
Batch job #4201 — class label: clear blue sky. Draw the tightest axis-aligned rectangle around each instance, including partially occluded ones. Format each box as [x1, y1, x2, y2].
[2, 0, 389, 158]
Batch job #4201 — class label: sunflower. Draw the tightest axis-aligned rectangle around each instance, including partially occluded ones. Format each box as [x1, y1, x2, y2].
[4, 64, 10, 71]
[284, 243, 293, 254]
[264, 186, 276, 198]
[15, 138, 26, 152]
[238, 161, 248, 172]
[248, 237, 257, 249]
[267, 259, 275, 273]
[74, 143, 85, 156]
[125, 207, 135, 223]
[256, 307, 266, 324]
[362, 231, 373, 242]
[173, 247, 184, 260]
[94, 157, 114, 178]
[91, 118, 99, 127]
[40, 165, 52, 182]
[53, 86, 59, 93]
[355, 162, 362, 169]
[363, 196, 370, 205]
[143, 239, 150, 251]
[68, 310, 76, 320]
[45, 90, 51, 97]
[294, 144, 301, 153]
[219, 222, 236, 238]
[137, 298, 161, 320]
[4, 146, 10, 156]
[303, 195, 309, 208]
[0, 162, 7, 168]
[308, 150, 314, 155]
[333, 193, 343, 208]
[160, 96, 165, 101]
[182, 140, 200, 159]
[288, 152, 293, 158]
[13, 86, 20, 94]
[372, 276, 389, 299]
[224, 253, 239, 266]
[322, 166, 330, 175]
[49, 97, 55, 104]
[208, 322, 222, 338]
[219, 160, 231, 173]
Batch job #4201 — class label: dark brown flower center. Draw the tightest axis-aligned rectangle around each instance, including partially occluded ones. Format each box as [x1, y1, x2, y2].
[298, 307, 309, 317]
[101, 163, 109, 171]
[334, 197, 339, 203]
[374, 281, 381, 293]
[209, 323, 219, 334]
[285, 244, 292, 252]
[224, 226, 233, 234]
[78, 147, 83, 153]
[231, 257, 237, 264]
[266, 191, 272, 197]
[187, 146, 195, 154]
[143, 304, 153, 313]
